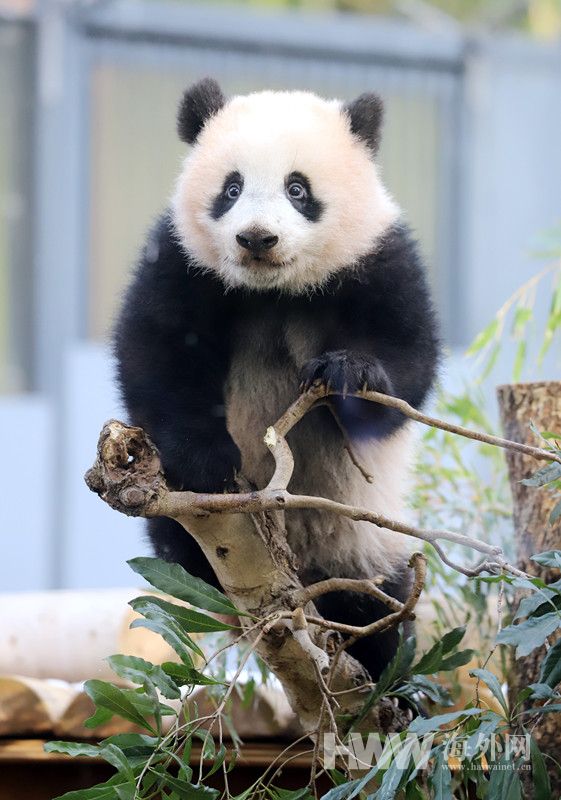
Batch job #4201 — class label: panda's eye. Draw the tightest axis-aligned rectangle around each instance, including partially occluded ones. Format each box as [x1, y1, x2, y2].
[226, 182, 242, 200]
[287, 182, 307, 201]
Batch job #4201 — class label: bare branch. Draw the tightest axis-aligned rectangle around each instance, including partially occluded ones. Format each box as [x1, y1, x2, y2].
[293, 575, 403, 613]
[300, 553, 426, 639]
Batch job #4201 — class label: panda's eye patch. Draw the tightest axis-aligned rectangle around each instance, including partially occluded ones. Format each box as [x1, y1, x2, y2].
[285, 171, 324, 223]
[287, 181, 307, 200]
[210, 171, 243, 220]
[226, 181, 242, 200]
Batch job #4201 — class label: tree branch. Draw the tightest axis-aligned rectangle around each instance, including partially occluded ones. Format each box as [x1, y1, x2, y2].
[84, 384, 554, 745]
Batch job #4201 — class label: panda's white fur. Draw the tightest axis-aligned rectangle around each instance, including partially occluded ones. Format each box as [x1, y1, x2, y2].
[173, 90, 399, 294]
[225, 305, 416, 580]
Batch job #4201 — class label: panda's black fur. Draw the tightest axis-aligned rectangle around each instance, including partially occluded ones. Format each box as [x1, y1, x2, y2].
[114, 81, 440, 682]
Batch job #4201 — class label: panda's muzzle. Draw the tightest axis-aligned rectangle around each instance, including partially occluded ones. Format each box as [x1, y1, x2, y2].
[236, 228, 279, 259]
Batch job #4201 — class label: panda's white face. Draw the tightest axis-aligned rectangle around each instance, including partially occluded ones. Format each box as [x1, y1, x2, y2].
[172, 90, 399, 293]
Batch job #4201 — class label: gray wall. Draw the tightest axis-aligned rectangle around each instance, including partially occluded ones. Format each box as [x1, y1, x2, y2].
[1, 2, 560, 591]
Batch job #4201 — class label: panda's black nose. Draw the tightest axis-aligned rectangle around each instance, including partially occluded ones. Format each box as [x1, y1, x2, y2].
[236, 229, 279, 256]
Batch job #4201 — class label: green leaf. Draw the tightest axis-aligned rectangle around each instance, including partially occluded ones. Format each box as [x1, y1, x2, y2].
[539, 638, 561, 688]
[84, 680, 157, 734]
[322, 765, 379, 800]
[479, 342, 501, 381]
[204, 743, 227, 779]
[99, 744, 135, 781]
[230, 790, 256, 800]
[371, 755, 411, 799]
[512, 306, 533, 336]
[487, 755, 523, 799]
[528, 682, 559, 700]
[463, 712, 502, 759]
[131, 595, 236, 633]
[429, 748, 453, 800]
[101, 734, 158, 759]
[52, 780, 135, 800]
[107, 654, 181, 699]
[268, 789, 314, 800]
[519, 703, 561, 716]
[162, 775, 219, 799]
[532, 550, 561, 568]
[404, 782, 425, 800]
[496, 613, 560, 658]
[114, 787, 135, 800]
[413, 626, 468, 676]
[439, 649, 475, 671]
[44, 741, 101, 758]
[162, 662, 224, 686]
[127, 557, 241, 615]
[512, 340, 526, 383]
[531, 736, 552, 800]
[550, 500, 561, 525]
[84, 706, 114, 729]
[354, 634, 416, 726]
[404, 675, 452, 706]
[514, 582, 561, 620]
[193, 730, 216, 762]
[440, 625, 467, 654]
[412, 641, 443, 674]
[469, 669, 509, 718]
[408, 707, 483, 735]
[129, 617, 195, 666]
[521, 463, 561, 487]
[466, 318, 499, 357]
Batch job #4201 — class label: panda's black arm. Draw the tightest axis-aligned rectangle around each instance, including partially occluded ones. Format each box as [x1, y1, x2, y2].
[301, 223, 441, 439]
[114, 214, 241, 494]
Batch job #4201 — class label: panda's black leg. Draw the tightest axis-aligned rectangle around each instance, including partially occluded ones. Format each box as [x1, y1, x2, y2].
[147, 517, 221, 589]
[313, 574, 412, 681]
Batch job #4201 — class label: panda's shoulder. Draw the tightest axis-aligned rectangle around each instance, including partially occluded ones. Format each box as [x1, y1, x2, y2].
[368, 221, 424, 277]
[123, 211, 225, 328]
[358, 221, 430, 298]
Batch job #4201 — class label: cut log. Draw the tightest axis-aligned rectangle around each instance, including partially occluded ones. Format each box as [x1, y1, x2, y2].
[497, 380, 561, 787]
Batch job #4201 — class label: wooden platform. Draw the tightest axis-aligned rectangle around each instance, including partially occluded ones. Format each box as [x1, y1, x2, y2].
[0, 738, 324, 799]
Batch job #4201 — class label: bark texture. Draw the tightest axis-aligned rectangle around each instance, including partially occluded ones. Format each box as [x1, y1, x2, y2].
[497, 380, 561, 786]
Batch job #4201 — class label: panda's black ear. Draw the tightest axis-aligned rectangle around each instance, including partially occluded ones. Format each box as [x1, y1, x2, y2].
[343, 92, 384, 155]
[177, 78, 226, 144]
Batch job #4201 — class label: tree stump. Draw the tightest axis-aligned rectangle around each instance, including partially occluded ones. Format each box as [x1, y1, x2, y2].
[497, 381, 561, 786]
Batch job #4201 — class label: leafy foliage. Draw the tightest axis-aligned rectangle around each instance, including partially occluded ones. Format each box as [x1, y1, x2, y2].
[52, 246, 561, 798]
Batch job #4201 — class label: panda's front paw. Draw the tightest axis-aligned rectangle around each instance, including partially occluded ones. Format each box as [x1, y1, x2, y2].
[300, 350, 393, 396]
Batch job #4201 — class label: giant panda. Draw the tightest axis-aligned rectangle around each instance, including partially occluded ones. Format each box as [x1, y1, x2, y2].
[114, 78, 440, 681]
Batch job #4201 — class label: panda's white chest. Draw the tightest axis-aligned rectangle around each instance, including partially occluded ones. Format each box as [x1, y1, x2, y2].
[225, 314, 317, 487]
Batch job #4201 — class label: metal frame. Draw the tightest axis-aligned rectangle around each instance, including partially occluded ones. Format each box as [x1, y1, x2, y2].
[79, 0, 465, 70]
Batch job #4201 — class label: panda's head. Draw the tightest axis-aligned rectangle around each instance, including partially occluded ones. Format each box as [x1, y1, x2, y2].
[172, 78, 399, 293]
